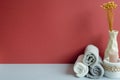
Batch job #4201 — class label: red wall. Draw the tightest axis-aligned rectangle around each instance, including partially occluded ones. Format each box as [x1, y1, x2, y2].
[0, 0, 120, 63]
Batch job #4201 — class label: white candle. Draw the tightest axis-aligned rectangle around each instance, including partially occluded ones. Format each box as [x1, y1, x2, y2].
[109, 52, 119, 62]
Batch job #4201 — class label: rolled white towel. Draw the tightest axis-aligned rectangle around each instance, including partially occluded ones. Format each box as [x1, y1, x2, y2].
[73, 54, 88, 77]
[82, 44, 99, 66]
[86, 64, 104, 79]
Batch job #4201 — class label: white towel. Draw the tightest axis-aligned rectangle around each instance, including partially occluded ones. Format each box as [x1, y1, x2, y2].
[82, 44, 99, 66]
[73, 54, 88, 77]
[86, 64, 104, 79]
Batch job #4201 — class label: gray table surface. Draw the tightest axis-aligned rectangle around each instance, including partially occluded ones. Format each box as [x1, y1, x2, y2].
[0, 64, 119, 80]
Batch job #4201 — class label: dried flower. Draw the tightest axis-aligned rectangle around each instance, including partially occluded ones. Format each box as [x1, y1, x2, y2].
[101, 1, 117, 10]
[101, 1, 118, 31]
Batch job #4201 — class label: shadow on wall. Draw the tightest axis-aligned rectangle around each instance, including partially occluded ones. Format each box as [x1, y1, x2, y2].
[69, 11, 101, 63]
[69, 10, 105, 63]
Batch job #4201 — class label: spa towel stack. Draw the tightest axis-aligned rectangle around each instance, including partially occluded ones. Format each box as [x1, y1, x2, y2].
[83, 45, 104, 79]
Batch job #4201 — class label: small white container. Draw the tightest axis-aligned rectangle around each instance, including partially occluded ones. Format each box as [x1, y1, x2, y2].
[103, 58, 120, 78]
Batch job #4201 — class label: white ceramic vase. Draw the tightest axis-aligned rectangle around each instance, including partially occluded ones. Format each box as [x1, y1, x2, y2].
[104, 30, 119, 59]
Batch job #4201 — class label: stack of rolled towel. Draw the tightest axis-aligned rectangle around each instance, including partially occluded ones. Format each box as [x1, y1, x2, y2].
[73, 44, 104, 79]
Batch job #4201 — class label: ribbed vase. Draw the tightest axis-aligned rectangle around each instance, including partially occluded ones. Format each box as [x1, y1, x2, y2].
[104, 30, 119, 60]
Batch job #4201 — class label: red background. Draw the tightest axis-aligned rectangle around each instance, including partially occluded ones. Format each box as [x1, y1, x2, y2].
[0, 0, 120, 63]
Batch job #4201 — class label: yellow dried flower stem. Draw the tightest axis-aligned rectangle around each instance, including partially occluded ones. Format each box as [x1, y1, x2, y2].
[107, 9, 113, 31]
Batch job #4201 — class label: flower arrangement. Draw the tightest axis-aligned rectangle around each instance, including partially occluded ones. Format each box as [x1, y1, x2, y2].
[101, 1, 120, 79]
[101, 1, 117, 31]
